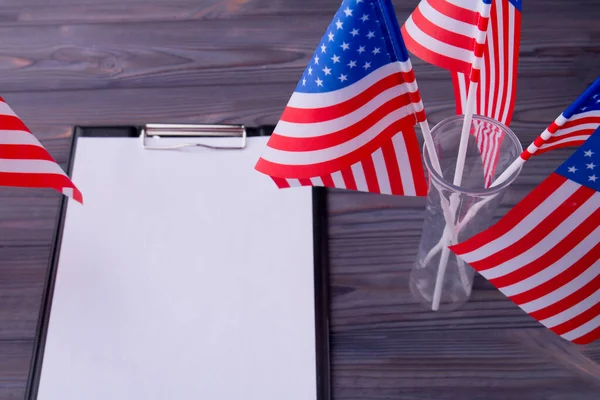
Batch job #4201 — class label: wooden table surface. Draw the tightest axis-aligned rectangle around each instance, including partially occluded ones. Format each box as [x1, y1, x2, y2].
[0, 0, 599, 399]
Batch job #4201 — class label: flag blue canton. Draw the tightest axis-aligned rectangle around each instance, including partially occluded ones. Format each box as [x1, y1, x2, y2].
[556, 127, 600, 192]
[572, 90, 600, 115]
[295, 0, 402, 93]
[562, 78, 600, 118]
[508, 0, 522, 12]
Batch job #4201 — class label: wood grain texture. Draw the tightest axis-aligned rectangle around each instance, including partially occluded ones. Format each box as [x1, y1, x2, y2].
[0, 341, 31, 400]
[0, 0, 598, 398]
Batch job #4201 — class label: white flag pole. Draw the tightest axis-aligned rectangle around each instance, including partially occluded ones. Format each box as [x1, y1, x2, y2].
[430, 0, 492, 311]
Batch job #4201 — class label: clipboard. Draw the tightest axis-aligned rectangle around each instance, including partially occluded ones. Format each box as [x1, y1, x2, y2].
[26, 124, 331, 400]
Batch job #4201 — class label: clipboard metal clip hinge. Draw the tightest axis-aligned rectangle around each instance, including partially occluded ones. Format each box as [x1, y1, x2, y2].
[141, 124, 247, 150]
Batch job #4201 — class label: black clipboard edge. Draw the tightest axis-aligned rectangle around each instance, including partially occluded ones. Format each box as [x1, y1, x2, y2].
[312, 186, 331, 400]
[26, 125, 332, 400]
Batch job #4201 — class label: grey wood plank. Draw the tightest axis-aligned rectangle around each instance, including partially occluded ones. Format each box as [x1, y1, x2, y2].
[0, 27, 591, 95]
[0, 1, 594, 93]
[0, 245, 54, 340]
[0, 340, 32, 400]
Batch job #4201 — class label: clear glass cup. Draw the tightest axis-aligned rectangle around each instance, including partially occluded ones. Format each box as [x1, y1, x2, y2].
[410, 115, 523, 312]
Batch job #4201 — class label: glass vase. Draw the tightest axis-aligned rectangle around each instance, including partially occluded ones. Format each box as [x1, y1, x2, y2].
[410, 115, 523, 312]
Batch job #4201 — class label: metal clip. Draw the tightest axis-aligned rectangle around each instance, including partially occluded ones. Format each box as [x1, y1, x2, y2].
[141, 124, 247, 150]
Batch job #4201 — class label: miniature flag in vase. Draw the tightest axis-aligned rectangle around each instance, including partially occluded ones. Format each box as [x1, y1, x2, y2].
[0, 97, 82, 203]
[402, 0, 498, 188]
[452, 0, 522, 126]
[255, 0, 428, 196]
[450, 126, 600, 344]
[523, 77, 600, 156]
[401, 0, 489, 74]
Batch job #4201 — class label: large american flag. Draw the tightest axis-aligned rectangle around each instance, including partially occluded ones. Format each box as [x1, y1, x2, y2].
[452, 0, 522, 126]
[0, 97, 82, 203]
[450, 127, 600, 344]
[255, 0, 428, 196]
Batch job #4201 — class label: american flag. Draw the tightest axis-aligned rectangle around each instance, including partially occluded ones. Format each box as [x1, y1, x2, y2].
[0, 97, 82, 203]
[401, 0, 489, 74]
[450, 127, 600, 344]
[452, 0, 522, 126]
[401, 0, 497, 188]
[255, 0, 428, 196]
[471, 118, 505, 187]
[525, 78, 600, 157]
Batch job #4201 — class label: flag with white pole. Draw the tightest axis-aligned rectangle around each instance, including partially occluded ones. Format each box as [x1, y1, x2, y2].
[451, 0, 522, 126]
[493, 77, 600, 186]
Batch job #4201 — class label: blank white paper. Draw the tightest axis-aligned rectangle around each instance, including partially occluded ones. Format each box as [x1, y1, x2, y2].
[36, 136, 317, 400]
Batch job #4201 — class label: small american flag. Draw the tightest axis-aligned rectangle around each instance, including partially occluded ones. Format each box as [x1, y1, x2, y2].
[452, 0, 522, 126]
[450, 127, 600, 344]
[0, 97, 82, 203]
[401, 0, 489, 74]
[526, 78, 600, 157]
[255, 0, 428, 196]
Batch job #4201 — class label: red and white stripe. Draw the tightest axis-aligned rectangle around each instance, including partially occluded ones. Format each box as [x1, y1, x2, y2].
[270, 124, 425, 196]
[472, 119, 505, 187]
[450, 174, 600, 344]
[513, 110, 600, 165]
[530, 111, 600, 156]
[256, 62, 427, 196]
[452, 0, 521, 125]
[0, 98, 82, 203]
[401, 0, 481, 73]
[465, 1, 491, 86]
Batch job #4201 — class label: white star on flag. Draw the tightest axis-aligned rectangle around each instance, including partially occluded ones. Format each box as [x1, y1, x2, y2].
[568, 166, 577, 173]
[587, 162, 596, 170]
[584, 150, 594, 157]
[255, 0, 430, 199]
